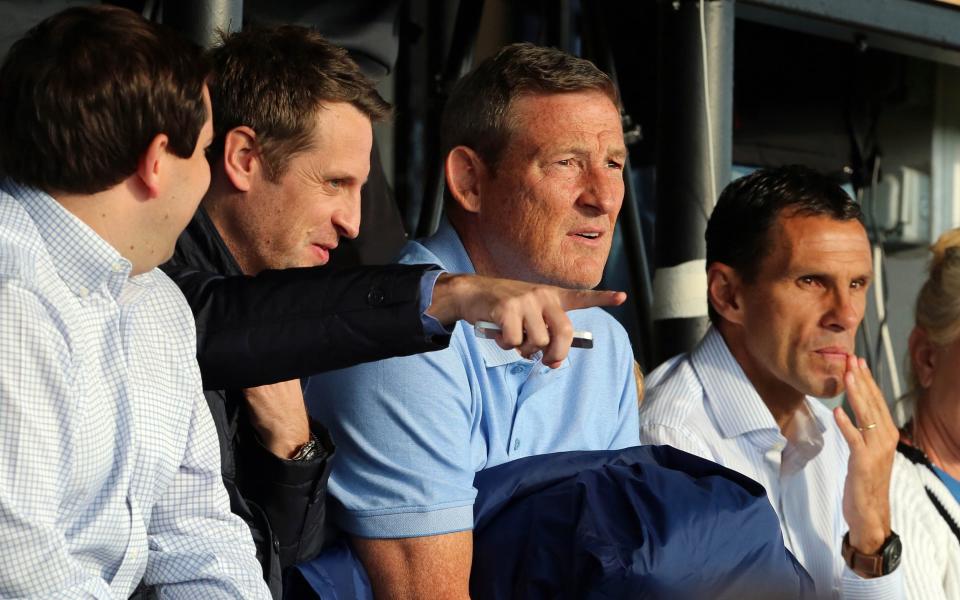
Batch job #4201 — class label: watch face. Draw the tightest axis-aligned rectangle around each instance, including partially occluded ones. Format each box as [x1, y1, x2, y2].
[882, 533, 902, 573]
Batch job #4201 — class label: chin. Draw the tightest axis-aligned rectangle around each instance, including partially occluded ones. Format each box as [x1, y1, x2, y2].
[544, 267, 605, 290]
[806, 376, 844, 399]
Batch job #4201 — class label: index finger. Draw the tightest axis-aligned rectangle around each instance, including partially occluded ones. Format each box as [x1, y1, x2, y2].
[558, 289, 627, 311]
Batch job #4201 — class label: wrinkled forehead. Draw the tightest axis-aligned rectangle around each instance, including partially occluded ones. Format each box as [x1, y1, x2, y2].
[502, 91, 624, 157]
[764, 213, 872, 276]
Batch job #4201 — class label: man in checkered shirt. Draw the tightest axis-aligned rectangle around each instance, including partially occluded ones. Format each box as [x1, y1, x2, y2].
[0, 6, 270, 598]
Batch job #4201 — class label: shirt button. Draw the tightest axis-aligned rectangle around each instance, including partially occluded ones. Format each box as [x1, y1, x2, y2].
[111, 262, 124, 272]
[78, 286, 89, 298]
[510, 365, 525, 375]
[367, 287, 386, 306]
[513, 439, 520, 451]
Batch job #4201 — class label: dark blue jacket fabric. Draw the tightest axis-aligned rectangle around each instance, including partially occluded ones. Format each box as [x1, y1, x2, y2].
[292, 445, 813, 600]
[470, 445, 813, 600]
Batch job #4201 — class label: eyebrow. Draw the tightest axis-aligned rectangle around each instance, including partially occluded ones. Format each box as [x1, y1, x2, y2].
[552, 145, 628, 160]
[608, 147, 628, 161]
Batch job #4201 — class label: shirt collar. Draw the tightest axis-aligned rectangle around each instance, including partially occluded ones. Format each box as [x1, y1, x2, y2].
[420, 218, 477, 275]
[691, 327, 827, 464]
[5, 179, 139, 300]
[420, 218, 571, 371]
[691, 327, 782, 439]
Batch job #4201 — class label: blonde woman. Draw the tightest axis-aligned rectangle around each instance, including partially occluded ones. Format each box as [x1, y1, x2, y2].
[893, 228, 960, 599]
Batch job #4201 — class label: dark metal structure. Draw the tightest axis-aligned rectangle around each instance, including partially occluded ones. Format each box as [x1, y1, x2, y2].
[163, 0, 243, 47]
[653, 0, 733, 364]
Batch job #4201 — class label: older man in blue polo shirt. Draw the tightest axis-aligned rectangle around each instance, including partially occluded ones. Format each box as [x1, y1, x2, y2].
[306, 43, 638, 598]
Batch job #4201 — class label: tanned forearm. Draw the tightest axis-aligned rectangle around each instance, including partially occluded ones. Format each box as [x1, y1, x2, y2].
[352, 531, 473, 600]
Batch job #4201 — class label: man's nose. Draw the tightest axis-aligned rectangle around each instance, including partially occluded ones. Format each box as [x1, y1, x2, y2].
[822, 288, 862, 332]
[333, 192, 361, 240]
[577, 166, 623, 214]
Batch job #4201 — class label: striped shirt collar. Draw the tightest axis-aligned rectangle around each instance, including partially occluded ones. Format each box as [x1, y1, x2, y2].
[4, 179, 144, 301]
[691, 327, 827, 454]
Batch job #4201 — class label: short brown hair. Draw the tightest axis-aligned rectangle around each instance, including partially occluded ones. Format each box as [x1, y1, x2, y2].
[207, 26, 391, 181]
[440, 42, 618, 170]
[0, 5, 208, 195]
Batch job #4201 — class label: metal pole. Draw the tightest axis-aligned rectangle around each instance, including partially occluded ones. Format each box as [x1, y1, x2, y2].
[416, 0, 485, 239]
[163, 0, 243, 48]
[653, 0, 733, 364]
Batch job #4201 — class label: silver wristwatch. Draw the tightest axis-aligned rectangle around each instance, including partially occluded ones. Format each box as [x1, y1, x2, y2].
[289, 434, 321, 461]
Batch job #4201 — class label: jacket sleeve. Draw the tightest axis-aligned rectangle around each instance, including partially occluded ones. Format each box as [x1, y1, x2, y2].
[163, 263, 450, 390]
[236, 416, 335, 568]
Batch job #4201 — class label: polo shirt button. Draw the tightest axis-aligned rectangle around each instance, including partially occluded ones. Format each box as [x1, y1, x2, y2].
[510, 365, 525, 375]
[367, 287, 385, 306]
[513, 439, 520, 451]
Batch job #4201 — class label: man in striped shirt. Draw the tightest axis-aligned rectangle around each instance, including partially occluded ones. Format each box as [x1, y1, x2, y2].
[640, 165, 904, 599]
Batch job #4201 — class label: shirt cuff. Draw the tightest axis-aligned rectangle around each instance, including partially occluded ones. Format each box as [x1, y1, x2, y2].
[418, 269, 453, 337]
[335, 501, 474, 539]
[839, 563, 904, 600]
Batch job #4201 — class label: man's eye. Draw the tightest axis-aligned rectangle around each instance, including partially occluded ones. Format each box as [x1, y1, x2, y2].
[607, 160, 623, 170]
[850, 279, 867, 289]
[557, 159, 572, 167]
[799, 276, 819, 287]
[326, 179, 343, 189]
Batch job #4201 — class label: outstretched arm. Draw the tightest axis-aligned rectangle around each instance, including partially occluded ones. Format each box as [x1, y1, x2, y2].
[164, 263, 445, 389]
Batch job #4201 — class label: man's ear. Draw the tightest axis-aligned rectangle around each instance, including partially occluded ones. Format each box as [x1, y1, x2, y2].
[445, 146, 487, 214]
[707, 262, 745, 326]
[137, 133, 169, 199]
[909, 326, 937, 389]
[222, 126, 261, 192]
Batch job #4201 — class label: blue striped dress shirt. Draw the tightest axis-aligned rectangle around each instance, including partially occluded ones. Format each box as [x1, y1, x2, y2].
[640, 327, 903, 600]
[0, 181, 270, 598]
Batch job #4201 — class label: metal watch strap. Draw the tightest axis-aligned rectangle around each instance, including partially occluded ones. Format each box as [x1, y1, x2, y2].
[289, 434, 320, 461]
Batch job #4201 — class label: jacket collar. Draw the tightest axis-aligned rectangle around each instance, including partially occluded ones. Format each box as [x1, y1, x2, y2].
[172, 206, 244, 276]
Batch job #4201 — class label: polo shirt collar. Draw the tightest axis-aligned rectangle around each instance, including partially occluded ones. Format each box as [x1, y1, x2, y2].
[420, 218, 571, 371]
[420, 218, 477, 276]
[6, 179, 137, 300]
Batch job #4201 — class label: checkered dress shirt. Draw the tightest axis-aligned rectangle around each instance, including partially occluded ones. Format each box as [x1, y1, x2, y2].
[0, 181, 270, 598]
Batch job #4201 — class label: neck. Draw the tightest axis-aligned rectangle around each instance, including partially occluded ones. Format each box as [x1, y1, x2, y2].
[450, 215, 505, 279]
[717, 323, 806, 433]
[914, 398, 960, 480]
[53, 179, 154, 275]
[201, 178, 257, 276]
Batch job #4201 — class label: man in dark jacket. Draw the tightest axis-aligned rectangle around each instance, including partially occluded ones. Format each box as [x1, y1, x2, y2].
[161, 26, 625, 598]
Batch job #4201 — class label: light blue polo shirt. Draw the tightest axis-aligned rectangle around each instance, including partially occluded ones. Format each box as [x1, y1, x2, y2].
[305, 219, 640, 539]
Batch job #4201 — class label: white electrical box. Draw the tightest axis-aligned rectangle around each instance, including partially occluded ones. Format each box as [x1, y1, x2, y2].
[873, 166, 932, 246]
